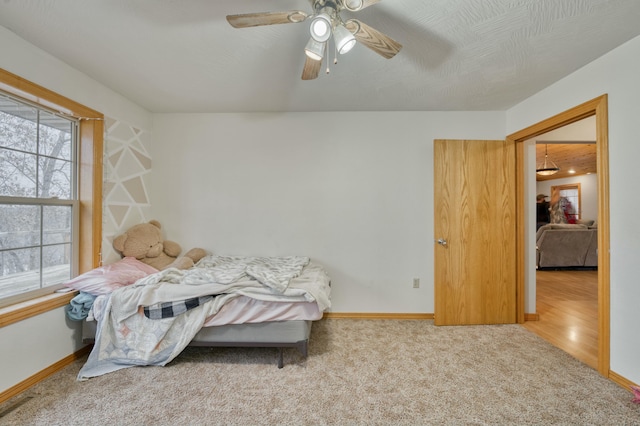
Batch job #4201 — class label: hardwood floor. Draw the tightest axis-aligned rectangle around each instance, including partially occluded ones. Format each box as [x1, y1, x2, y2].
[522, 269, 598, 369]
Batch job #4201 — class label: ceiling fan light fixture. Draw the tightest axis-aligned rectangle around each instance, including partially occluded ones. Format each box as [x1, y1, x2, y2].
[334, 24, 357, 54]
[343, 0, 364, 12]
[310, 13, 332, 42]
[226, 1, 403, 80]
[304, 38, 325, 61]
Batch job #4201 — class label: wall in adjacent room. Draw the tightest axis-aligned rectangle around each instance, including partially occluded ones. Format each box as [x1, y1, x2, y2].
[536, 173, 598, 222]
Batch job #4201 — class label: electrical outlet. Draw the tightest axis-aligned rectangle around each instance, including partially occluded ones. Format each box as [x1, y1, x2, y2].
[413, 278, 420, 288]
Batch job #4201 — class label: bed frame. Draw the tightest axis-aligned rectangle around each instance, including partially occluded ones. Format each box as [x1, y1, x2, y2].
[82, 319, 312, 368]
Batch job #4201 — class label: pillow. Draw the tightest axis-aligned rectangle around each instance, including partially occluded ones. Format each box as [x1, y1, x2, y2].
[64, 257, 159, 295]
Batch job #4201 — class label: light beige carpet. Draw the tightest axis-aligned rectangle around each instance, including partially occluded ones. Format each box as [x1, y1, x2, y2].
[1, 319, 638, 425]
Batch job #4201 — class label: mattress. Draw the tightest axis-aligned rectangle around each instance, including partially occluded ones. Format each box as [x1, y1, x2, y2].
[83, 296, 321, 340]
[82, 297, 319, 367]
[83, 317, 312, 346]
[203, 296, 322, 326]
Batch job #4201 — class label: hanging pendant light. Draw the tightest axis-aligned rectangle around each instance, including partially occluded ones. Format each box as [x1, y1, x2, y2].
[536, 144, 560, 176]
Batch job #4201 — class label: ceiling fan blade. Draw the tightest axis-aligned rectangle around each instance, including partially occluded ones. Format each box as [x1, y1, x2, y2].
[301, 56, 322, 80]
[345, 19, 402, 59]
[226, 11, 308, 28]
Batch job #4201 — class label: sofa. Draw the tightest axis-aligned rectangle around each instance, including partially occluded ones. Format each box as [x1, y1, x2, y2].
[536, 222, 598, 268]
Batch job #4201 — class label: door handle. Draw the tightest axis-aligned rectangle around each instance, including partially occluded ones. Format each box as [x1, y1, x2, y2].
[436, 238, 448, 247]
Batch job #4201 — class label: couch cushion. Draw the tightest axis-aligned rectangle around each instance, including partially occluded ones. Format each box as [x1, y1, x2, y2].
[537, 228, 597, 268]
[547, 223, 587, 229]
[536, 223, 587, 242]
[584, 232, 598, 266]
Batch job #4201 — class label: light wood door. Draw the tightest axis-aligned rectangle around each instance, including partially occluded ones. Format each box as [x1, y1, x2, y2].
[434, 139, 517, 325]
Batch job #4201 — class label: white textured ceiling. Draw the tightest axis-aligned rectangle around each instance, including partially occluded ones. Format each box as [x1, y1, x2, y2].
[1, 0, 640, 113]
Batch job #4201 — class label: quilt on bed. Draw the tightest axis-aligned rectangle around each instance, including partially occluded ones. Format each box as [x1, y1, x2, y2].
[77, 255, 331, 380]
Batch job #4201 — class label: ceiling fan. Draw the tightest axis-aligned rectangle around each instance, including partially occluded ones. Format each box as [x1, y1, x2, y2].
[226, 0, 402, 80]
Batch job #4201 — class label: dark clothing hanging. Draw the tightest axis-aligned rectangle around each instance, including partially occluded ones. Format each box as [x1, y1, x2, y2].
[536, 201, 550, 229]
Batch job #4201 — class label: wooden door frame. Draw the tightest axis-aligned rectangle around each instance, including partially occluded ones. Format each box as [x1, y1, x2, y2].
[507, 95, 610, 377]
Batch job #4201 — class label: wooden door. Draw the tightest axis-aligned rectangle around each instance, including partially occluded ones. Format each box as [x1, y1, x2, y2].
[434, 139, 516, 325]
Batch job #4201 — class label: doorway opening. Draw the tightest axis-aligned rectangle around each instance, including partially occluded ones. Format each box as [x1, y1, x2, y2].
[507, 95, 610, 377]
[528, 131, 598, 369]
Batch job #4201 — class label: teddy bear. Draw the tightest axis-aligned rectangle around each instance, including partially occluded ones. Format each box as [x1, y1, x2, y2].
[112, 220, 207, 270]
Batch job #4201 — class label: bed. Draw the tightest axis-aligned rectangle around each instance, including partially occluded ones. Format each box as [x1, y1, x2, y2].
[67, 255, 331, 379]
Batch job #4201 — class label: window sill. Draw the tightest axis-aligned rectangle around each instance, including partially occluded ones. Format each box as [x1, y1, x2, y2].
[0, 291, 76, 328]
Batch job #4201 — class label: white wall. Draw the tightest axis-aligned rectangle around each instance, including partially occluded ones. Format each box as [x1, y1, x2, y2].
[536, 173, 598, 221]
[507, 35, 640, 384]
[0, 27, 151, 130]
[151, 112, 506, 313]
[0, 26, 153, 395]
[525, 141, 537, 313]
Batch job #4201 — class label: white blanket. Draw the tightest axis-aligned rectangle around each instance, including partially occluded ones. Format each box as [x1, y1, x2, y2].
[78, 257, 331, 380]
[195, 255, 311, 293]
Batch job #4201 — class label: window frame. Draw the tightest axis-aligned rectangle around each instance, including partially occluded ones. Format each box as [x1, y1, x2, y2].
[551, 183, 582, 222]
[0, 95, 80, 304]
[0, 68, 103, 324]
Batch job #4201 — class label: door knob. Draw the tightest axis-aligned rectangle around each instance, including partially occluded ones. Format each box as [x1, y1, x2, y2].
[436, 238, 447, 247]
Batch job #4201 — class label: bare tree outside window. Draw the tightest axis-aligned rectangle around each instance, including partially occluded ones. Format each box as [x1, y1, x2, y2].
[0, 94, 76, 300]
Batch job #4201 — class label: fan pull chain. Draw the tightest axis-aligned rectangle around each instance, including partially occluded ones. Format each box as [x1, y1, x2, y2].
[325, 35, 339, 74]
[326, 37, 331, 74]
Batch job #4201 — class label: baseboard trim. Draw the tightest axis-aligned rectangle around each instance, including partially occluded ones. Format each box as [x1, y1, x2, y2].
[0, 345, 92, 404]
[323, 312, 434, 320]
[324, 312, 541, 322]
[609, 370, 638, 392]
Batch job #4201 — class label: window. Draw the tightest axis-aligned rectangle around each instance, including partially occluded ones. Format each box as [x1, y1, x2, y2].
[552, 183, 581, 223]
[0, 68, 103, 312]
[0, 93, 78, 303]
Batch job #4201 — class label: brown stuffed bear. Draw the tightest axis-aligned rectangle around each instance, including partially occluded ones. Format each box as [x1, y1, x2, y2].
[112, 220, 207, 270]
